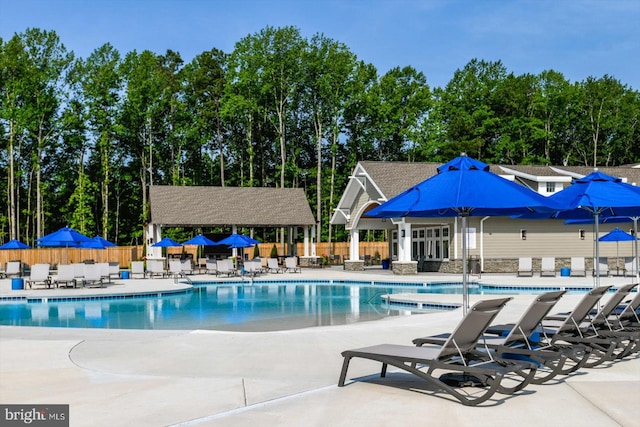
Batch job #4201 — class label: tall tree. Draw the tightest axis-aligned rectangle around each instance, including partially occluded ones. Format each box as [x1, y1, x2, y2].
[182, 48, 227, 185]
[303, 34, 357, 247]
[0, 34, 28, 241]
[13, 29, 73, 241]
[438, 59, 507, 160]
[75, 43, 121, 238]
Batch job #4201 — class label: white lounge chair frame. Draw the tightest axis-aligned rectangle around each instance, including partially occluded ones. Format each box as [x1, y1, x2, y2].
[130, 261, 146, 278]
[570, 257, 586, 277]
[25, 263, 52, 289]
[593, 257, 609, 277]
[81, 264, 104, 288]
[540, 257, 556, 277]
[52, 264, 77, 288]
[147, 259, 166, 278]
[624, 256, 637, 277]
[5, 261, 22, 278]
[285, 257, 301, 273]
[517, 257, 533, 277]
[267, 258, 283, 273]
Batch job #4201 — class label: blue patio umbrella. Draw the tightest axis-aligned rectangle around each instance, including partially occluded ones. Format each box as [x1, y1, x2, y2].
[152, 237, 183, 265]
[93, 236, 116, 247]
[368, 154, 557, 314]
[182, 234, 219, 260]
[599, 228, 638, 276]
[152, 237, 183, 247]
[37, 226, 93, 263]
[182, 234, 219, 247]
[79, 238, 108, 249]
[0, 239, 30, 250]
[217, 233, 260, 249]
[37, 227, 93, 248]
[520, 171, 640, 285]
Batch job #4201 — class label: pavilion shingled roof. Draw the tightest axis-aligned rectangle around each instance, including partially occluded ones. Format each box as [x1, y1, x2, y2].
[149, 186, 316, 227]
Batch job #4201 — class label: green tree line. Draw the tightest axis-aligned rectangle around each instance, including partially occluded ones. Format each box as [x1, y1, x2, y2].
[1, 26, 639, 246]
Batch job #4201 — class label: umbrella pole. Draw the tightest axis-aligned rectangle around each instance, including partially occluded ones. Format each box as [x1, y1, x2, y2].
[594, 211, 600, 289]
[462, 215, 468, 316]
[616, 241, 619, 276]
[633, 216, 640, 283]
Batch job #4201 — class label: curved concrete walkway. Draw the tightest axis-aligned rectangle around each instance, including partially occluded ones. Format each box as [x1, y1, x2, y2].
[1, 268, 639, 426]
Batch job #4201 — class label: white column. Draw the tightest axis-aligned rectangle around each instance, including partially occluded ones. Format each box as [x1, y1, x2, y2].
[231, 225, 238, 258]
[349, 228, 359, 261]
[397, 222, 412, 261]
[147, 223, 162, 259]
[311, 225, 317, 256]
[303, 226, 310, 257]
[288, 226, 294, 256]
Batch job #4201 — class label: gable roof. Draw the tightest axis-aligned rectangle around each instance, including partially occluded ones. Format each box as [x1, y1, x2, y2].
[332, 160, 640, 226]
[149, 186, 316, 227]
[359, 161, 440, 199]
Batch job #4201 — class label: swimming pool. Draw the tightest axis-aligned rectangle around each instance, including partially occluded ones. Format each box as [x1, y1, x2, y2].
[0, 280, 594, 331]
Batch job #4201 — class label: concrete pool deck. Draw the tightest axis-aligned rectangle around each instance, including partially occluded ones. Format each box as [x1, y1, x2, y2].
[1, 267, 639, 426]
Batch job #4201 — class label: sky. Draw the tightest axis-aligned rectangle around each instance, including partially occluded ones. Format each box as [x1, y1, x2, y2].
[1, 0, 639, 90]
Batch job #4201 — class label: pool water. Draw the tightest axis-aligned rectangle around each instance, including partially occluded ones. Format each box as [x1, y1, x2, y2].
[0, 284, 432, 331]
[0, 281, 590, 331]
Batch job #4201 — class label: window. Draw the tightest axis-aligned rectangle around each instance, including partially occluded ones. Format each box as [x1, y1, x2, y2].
[412, 226, 450, 261]
[546, 182, 556, 193]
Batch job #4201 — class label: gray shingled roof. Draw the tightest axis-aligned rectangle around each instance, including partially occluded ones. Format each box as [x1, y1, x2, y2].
[360, 161, 640, 200]
[150, 186, 316, 227]
[359, 161, 440, 199]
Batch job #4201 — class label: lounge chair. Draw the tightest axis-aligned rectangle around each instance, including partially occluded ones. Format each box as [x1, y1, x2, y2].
[414, 291, 589, 384]
[540, 257, 556, 277]
[180, 259, 194, 275]
[243, 260, 262, 276]
[147, 259, 166, 278]
[608, 290, 640, 330]
[483, 286, 616, 369]
[108, 262, 120, 280]
[285, 257, 301, 273]
[624, 256, 637, 277]
[81, 263, 104, 288]
[98, 262, 111, 282]
[25, 263, 52, 289]
[130, 261, 146, 278]
[338, 298, 538, 406]
[593, 257, 610, 277]
[5, 261, 22, 278]
[205, 259, 218, 275]
[216, 259, 237, 277]
[570, 257, 586, 277]
[534, 286, 628, 367]
[267, 258, 283, 273]
[576, 284, 640, 357]
[72, 263, 85, 281]
[517, 257, 533, 277]
[52, 264, 77, 288]
[168, 260, 183, 278]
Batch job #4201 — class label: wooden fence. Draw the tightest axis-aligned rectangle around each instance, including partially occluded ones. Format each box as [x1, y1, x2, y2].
[0, 241, 389, 269]
[0, 246, 144, 269]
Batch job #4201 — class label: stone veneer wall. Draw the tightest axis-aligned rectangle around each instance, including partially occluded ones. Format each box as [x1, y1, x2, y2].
[344, 260, 365, 271]
[423, 257, 599, 275]
[391, 261, 418, 275]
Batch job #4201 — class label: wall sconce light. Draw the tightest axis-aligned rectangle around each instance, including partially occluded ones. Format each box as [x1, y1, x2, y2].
[579, 229, 585, 240]
[401, 230, 406, 238]
[520, 229, 527, 240]
[630, 229, 635, 236]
